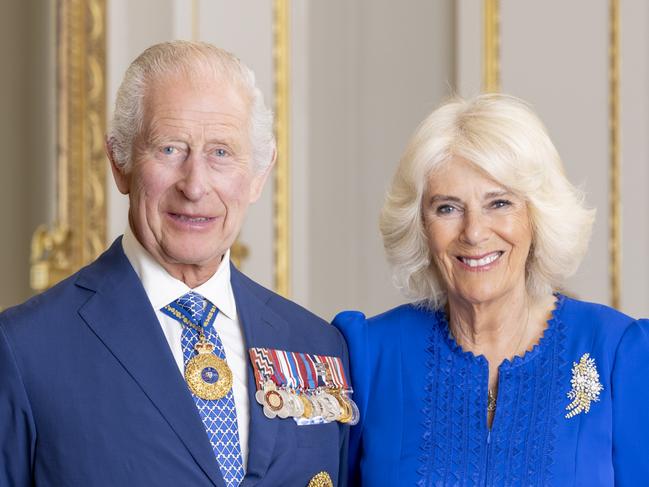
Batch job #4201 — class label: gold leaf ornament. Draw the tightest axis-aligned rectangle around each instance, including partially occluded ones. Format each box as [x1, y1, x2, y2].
[308, 471, 333, 487]
[565, 353, 603, 419]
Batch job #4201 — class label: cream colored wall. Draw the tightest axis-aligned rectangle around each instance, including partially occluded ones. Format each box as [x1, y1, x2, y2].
[0, 0, 54, 309]
[303, 0, 456, 319]
[620, 1, 649, 318]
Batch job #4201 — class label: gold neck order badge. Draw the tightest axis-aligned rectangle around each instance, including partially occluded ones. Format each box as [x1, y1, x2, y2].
[163, 304, 233, 401]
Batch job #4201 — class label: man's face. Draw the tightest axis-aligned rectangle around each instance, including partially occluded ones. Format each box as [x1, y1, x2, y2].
[110, 74, 272, 283]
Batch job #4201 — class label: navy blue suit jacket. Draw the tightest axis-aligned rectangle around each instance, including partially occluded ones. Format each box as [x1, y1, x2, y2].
[0, 239, 349, 486]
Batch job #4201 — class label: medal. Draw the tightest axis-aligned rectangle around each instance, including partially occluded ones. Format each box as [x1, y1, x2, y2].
[275, 389, 292, 419]
[329, 389, 352, 423]
[299, 393, 314, 418]
[257, 381, 283, 419]
[163, 301, 232, 401]
[184, 339, 233, 400]
[286, 390, 305, 418]
[249, 347, 358, 424]
[318, 391, 342, 421]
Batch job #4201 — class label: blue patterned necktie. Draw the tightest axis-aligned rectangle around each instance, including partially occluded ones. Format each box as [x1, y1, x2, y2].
[161, 291, 244, 487]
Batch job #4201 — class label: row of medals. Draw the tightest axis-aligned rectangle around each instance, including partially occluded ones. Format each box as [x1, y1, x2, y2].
[255, 380, 359, 425]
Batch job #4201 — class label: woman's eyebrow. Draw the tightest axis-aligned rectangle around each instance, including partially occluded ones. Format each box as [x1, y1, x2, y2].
[430, 195, 462, 203]
[484, 190, 511, 198]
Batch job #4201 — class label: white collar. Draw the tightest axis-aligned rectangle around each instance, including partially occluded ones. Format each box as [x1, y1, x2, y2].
[121, 226, 237, 320]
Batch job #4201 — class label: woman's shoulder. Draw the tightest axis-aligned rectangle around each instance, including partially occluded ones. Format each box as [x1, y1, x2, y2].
[556, 294, 642, 358]
[559, 294, 635, 333]
[333, 302, 440, 338]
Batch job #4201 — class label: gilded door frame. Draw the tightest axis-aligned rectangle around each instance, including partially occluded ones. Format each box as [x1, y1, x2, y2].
[31, 0, 107, 292]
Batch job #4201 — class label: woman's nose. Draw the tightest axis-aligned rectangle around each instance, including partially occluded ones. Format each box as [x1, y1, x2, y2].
[460, 210, 490, 245]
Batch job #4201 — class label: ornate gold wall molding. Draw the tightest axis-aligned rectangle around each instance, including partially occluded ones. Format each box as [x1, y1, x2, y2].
[482, 0, 500, 92]
[273, 0, 291, 297]
[31, 0, 107, 292]
[609, 0, 621, 308]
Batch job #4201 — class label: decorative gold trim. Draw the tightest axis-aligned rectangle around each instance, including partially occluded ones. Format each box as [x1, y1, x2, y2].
[482, 0, 500, 92]
[273, 0, 291, 297]
[609, 0, 621, 309]
[30, 0, 107, 292]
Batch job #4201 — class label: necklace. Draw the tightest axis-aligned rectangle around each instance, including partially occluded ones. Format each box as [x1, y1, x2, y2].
[487, 388, 497, 412]
[485, 305, 532, 414]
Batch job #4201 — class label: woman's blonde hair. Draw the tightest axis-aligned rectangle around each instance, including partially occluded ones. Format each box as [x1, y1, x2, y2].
[380, 93, 595, 309]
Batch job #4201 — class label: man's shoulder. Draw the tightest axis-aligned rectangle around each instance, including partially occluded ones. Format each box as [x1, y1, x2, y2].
[230, 265, 344, 346]
[0, 239, 131, 335]
[231, 265, 326, 325]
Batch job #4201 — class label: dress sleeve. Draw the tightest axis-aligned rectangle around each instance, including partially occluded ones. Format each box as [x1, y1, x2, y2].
[0, 323, 36, 486]
[611, 318, 649, 485]
[332, 311, 370, 486]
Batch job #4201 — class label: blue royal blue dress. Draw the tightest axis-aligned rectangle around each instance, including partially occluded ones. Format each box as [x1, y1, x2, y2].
[333, 295, 649, 486]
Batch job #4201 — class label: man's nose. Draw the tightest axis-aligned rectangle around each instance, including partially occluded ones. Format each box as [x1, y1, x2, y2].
[176, 154, 208, 201]
[460, 209, 490, 245]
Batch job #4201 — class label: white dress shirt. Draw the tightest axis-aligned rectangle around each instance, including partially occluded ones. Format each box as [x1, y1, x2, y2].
[121, 227, 250, 470]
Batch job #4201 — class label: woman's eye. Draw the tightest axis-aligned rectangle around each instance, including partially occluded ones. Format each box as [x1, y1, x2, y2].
[214, 148, 228, 157]
[491, 199, 512, 209]
[436, 204, 456, 215]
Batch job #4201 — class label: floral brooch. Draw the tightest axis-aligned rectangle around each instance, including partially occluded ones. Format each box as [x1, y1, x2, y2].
[565, 353, 603, 419]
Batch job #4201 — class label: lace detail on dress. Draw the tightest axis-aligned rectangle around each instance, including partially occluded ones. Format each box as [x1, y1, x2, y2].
[418, 295, 567, 486]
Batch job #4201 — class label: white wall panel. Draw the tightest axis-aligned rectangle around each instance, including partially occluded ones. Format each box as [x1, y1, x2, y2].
[305, 0, 455, 319]
[500, 0, 610, 305]
[620, 2, 649, 316]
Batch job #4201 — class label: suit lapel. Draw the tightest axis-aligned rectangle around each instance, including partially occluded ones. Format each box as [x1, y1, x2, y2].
[231, 266, 289, 486]
[76, 241, 225, 487]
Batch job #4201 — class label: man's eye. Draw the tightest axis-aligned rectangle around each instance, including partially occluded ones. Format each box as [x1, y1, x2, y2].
[214, 148, 228, 157]
[161, 146, 177, 155]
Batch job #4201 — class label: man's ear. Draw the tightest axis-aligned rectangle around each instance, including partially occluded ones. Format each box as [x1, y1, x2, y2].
[249, 147, 276, 203]
[106, 136, 130, 195]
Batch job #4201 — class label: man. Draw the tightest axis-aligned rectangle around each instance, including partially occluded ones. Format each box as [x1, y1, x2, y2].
[0, 41, 349, 486]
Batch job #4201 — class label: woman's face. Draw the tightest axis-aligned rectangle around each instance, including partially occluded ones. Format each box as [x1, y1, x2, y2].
[423, 157, 532, 306]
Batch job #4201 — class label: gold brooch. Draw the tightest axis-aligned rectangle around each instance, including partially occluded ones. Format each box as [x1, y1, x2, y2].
[565, 353, 603, 419]
[308, 471, 333, 487]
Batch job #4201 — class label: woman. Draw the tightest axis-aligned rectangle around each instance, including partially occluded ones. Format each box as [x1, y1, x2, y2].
[333, 94, 649, 486]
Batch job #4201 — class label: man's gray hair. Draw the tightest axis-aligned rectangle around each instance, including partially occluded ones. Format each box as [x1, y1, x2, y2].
[108, 40, 275, 172]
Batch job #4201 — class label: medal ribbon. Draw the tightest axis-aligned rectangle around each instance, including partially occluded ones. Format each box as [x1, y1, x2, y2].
[290, 352, 308, 392]
[323, 355, 348, 389]
[332, 356, 349, 389]
[299, 352, 317, 391]
[304, 353, 326, 387]
[274, 350, 295, 389]
[248, 348, 275, 390]
[248, 348, 351, 392]
[283, 351, 301, 390]
[268, 349, 287, 387]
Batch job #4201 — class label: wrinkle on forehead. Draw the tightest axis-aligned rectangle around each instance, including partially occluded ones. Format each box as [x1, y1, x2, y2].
[144, 117, 248, 150]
